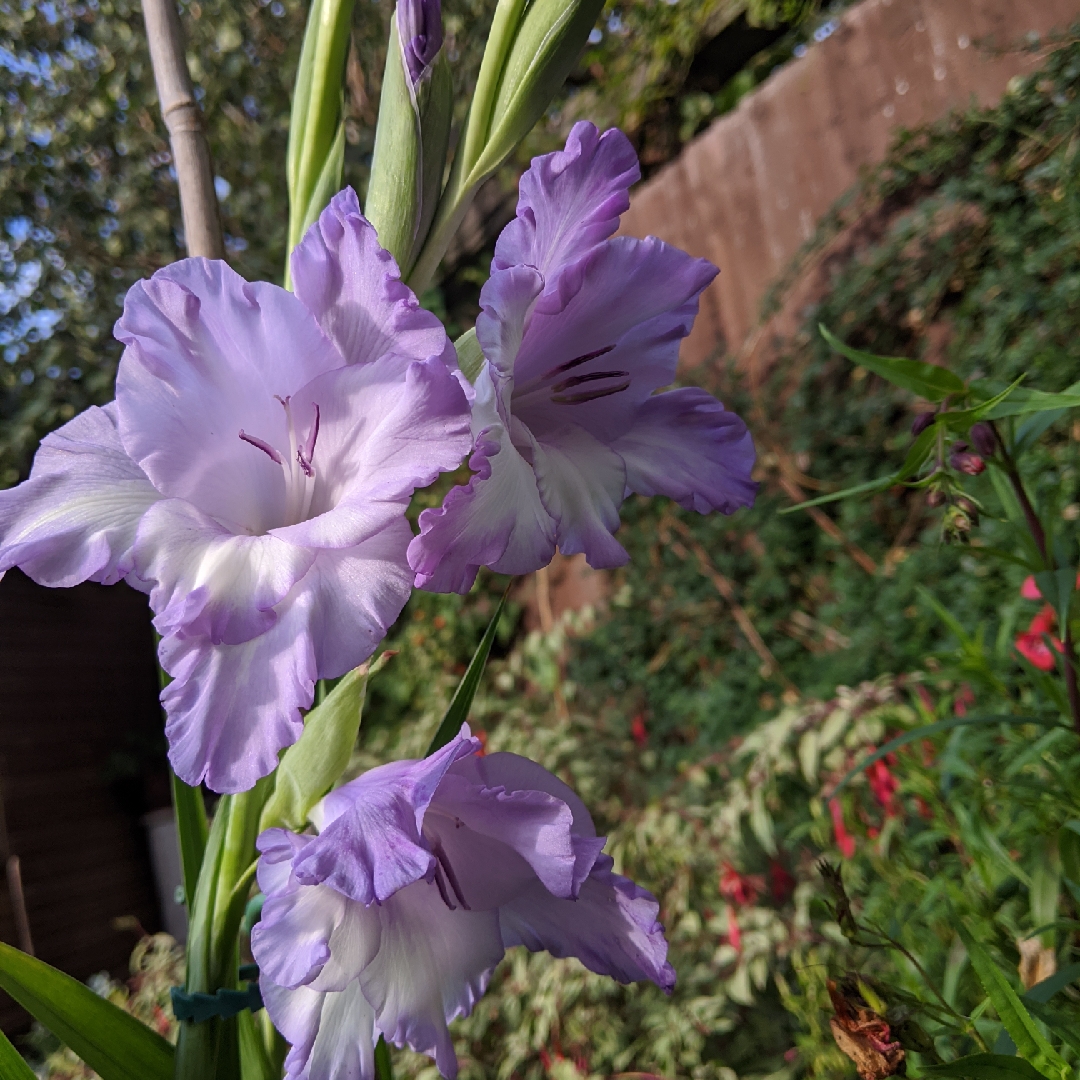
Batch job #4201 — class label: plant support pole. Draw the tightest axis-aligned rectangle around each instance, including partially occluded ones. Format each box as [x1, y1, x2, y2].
[142, 0, 226, 260]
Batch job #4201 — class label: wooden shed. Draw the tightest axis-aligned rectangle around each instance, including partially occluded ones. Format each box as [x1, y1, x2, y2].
[0, 569, 167, 1032]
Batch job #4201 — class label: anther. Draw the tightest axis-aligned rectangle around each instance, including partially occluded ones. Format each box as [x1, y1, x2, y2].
[239, 430, 283, 464]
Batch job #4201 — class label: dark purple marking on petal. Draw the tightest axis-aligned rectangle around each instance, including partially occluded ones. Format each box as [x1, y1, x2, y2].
[548, 344, 615, 377]
[431, 839, 471, 911]
[239, 430, 284, 465]
[550, 370, 630, 394]
[551, 380, 631, 405]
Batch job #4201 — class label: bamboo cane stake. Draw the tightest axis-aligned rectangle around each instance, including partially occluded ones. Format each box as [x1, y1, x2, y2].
[142, 0, 226, 260]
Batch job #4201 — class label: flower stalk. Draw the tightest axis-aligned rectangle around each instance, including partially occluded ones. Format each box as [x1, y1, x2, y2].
[174, 778, 272, 1080]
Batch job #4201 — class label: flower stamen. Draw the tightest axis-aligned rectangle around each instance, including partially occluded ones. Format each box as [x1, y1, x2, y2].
[238, 397, 321, 526]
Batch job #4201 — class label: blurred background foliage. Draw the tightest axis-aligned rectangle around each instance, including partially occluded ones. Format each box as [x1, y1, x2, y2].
[7, 0, 1080, 1075]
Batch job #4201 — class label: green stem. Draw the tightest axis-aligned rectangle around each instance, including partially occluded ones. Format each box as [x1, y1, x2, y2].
[996, 428, 1080, 736]
[174, 779, 273, 1080]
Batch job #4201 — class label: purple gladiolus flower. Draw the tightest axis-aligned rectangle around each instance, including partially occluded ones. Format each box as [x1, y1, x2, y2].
[397, 0, 443, 85]
[0, 189, 471, 793]
[252, 726, 674, 1080]
[407, 122, 758, 593]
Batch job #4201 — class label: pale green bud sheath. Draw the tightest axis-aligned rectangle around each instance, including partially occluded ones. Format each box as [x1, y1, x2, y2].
[284, 0, 356, 288]
[365, 0, 453, 275]
[407, 0, 604, 294]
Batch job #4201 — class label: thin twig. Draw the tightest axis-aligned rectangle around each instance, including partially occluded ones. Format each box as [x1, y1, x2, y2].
[661, 514, 794, 691]
[777, 471, 878, 576]
[142, 0, 225, 260]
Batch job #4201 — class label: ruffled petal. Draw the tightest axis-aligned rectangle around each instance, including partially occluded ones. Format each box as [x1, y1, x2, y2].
[526, 421, 629, 569]
[613, 387, 758, 514]
[408, 368, 556, 593]
[254, 828, 384, 996]
[361, 877, 504, 1078]
[251, 877, 345, 989]
[498, 854, 675, 992]
[425, 771, 577, 907]
[272, 354, 471, 551]
[297, 521, 414, 679]
[114, 258, 344, 534]
[135, 499, 315, 645]
[158, 588, 317, 792]
[494, 123, 639, 299]
[291, 188, 455, 371]
[261, 979, 378, 1080]
[0, 403, 161, 587]
[474, 266, 543, 379]
[295, 729, 480, 905]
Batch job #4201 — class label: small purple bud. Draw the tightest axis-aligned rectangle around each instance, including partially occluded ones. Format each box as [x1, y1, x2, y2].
[397, 0, 443, 85]
[949, 444, 985, 475]
[911, 411, 935, 437]
[969, 422, 997, 458]
[926, 488, 946, 508]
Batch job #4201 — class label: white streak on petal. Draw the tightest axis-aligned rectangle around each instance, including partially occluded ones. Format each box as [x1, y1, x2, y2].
[0, 403, 160, 587]
[361, 878, 504, 1078]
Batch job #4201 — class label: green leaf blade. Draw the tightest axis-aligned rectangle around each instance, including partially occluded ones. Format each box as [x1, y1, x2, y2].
[171, 771, 208, 912]
[956, 924, 1070, 1079]
[427, 585, 511, 754]
[820, 324, 966, 401]
[0, 1026, 37, 1080]
[0, 943, 174, 1080]
[921, 1053, 1052, 1080]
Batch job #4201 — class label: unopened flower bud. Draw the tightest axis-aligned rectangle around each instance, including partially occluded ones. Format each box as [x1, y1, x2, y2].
[956, 496, 979, 526]
[398, 0, 443, 85]
[911, 411, 935, 437]
[969, 422, 997, 458]
[949, 446, 985, 475]
[926, 488, 946, 508]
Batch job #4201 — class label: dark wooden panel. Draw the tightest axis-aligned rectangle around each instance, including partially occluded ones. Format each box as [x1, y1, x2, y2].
[0, 569, 167, 1033]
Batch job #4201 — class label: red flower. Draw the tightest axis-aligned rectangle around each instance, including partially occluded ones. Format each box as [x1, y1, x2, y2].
[867, 758, 899, 817]
[1015, 604, 1064, 671]
[830, 798, 856, 858]
[630, 713, 647, 747]
[954, 683, 975, 717]
[720, 862, 763, 906]
[769, 859, 796, 905]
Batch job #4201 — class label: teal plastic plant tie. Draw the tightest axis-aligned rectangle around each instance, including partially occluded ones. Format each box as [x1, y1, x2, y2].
[170, 973, 263, 1024]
